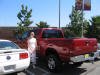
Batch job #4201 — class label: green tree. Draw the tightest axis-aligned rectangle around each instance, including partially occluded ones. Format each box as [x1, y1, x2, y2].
[86, 16, 100, 42]
[69, 6, 83, 37]
[64, 6, 89, 37]
[16, 4, 33, 35]
[36, 21, 49, 28]
[63, 26, 76, 38]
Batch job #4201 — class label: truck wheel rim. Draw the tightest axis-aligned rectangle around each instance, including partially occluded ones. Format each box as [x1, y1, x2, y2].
[48, 57, 55, 69]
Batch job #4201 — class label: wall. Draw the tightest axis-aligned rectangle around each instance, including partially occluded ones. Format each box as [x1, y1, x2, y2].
[0, 30, 16, 41]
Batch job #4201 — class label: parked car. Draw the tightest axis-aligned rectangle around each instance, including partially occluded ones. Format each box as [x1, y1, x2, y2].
[0, 39, 30, 75]
[15, 28, 98, 72]
[96, 43, 100, 57]
[98, 43, 100, 51]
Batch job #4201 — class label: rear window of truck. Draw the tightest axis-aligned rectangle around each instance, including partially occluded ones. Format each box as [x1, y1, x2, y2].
[42, 30, 63, 38]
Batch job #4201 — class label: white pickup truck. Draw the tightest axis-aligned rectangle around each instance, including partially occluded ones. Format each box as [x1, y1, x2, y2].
[0, 40, 30, 75]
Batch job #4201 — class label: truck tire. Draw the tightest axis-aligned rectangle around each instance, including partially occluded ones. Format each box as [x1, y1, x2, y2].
[47, 54, 62, 72]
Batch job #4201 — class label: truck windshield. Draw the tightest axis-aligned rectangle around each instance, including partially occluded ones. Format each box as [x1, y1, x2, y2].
[42, 30, 63, 38]
[0, 41, 20, 50]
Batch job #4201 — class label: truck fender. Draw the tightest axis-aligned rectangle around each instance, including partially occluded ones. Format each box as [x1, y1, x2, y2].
[45, 48, 60, 60]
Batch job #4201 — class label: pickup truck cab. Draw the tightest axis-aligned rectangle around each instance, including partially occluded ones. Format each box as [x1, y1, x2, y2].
[15, 28, 98, 72]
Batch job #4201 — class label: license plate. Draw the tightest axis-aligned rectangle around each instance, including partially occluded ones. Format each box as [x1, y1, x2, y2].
[4, 65, 15, 70]
[84, 54, 89, 59]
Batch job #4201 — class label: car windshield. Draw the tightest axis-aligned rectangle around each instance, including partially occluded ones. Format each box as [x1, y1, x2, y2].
[0, 41, 20, 50]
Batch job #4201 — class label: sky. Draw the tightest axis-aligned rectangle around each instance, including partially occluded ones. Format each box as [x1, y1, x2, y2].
[0, 0, 100, 27]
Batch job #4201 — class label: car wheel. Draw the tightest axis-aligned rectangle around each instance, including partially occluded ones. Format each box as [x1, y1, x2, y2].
[47, 54, 62, 72]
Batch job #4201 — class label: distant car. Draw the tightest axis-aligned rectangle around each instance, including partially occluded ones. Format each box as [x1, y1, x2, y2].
[98, 43, 100, 50]
[93, 43, 100, 59]
[97, 43, 100, 56]
[0, 40, 30, 75]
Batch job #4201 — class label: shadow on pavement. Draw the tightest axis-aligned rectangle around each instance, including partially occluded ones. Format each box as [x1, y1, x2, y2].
[94, 58, 100, 62]
[25, 58, 87, 75]
[84, 57, 100, 63]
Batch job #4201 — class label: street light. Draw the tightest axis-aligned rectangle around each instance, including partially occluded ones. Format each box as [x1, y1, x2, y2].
[59, 0, 61, 28]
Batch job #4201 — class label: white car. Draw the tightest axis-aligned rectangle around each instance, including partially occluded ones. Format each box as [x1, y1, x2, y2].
[0, 40, 30, 75]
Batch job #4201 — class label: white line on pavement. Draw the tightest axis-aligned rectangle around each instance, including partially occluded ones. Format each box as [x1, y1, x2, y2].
[36, 66, 49, 75]
[25, 67, 49, 75]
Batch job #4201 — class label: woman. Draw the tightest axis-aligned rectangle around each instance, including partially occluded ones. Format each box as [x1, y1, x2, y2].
[27, 32, 37, 68]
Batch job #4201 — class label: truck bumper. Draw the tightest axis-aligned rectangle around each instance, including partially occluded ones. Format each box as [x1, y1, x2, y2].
[70, 52, 98, 63]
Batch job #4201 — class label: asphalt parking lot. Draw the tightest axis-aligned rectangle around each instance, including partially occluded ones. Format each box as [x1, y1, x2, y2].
[18, 58, 100, 75]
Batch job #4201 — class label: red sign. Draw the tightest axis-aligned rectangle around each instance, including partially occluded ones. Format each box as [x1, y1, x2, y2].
[84, 0, 91, 10]
[75, 0, 83, 10]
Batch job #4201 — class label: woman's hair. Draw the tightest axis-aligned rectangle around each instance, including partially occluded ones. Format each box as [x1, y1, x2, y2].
[29, 32, 36, 38]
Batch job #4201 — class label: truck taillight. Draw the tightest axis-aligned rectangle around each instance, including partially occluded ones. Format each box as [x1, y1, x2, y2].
[20, 53, 28, 60]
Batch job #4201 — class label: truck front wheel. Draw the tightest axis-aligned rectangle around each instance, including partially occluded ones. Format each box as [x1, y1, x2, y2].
[47, 54, 61, 72]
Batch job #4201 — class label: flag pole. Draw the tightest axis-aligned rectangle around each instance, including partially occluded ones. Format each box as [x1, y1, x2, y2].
[59, 0, 61, 28]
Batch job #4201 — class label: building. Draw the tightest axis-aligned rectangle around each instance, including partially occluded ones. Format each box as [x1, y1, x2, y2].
[0, 27, 18, 41]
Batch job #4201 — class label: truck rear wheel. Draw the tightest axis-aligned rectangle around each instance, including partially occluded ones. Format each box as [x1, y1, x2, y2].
[47, 54, 62, 72]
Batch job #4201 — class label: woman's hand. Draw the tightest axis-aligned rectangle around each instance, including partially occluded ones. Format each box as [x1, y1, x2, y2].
[32, 50, 36, 53]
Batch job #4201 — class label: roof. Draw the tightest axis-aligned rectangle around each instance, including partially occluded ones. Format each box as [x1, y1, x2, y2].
[0, 39, 11, 42]
[42, 28, 61, 30]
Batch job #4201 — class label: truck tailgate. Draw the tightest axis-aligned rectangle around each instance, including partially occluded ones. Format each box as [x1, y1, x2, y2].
[72, 38, 97, 56]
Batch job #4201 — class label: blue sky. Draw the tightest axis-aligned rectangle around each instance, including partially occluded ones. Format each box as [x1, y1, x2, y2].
[0, 0, 100, 27]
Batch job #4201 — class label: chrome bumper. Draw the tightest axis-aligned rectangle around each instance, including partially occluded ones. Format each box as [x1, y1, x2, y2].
[70, 52, 98, 63]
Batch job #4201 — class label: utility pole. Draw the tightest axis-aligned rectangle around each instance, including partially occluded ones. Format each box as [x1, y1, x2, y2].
[81, 0, 84, 38]
[59, 0, 61, 28]
[75, 0, 91, 38]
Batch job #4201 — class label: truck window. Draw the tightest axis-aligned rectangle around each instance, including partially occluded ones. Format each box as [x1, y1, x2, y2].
[57, 30, 63, 38]
[42, 30, 63, 38]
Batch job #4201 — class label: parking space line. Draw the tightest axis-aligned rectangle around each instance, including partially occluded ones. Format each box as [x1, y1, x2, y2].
[25, 66, 49, 75]
[36, 66, 49, 75]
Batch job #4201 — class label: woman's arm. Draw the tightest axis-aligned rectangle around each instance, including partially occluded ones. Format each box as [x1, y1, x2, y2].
[27, 39, 31, 48]
[32, 39, 37, 53]
[35, 39, 37, 50]
[27, 39, 33, 50]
